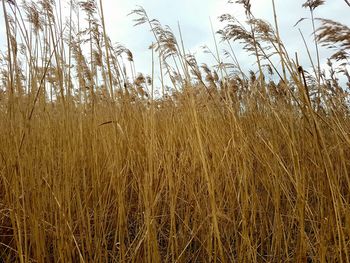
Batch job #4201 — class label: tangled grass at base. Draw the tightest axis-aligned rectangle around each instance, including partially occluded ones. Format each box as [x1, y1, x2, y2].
[0, 0, 350, 262]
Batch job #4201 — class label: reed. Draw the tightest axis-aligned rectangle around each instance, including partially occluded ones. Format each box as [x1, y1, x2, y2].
[0, 0, 349, 262]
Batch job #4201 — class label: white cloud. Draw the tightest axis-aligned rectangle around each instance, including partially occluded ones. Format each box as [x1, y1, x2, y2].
[0, 0, 348, 81]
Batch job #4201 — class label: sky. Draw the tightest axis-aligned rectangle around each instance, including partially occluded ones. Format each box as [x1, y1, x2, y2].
[98, 0, 349, 77]
[0, 0, 349, 83]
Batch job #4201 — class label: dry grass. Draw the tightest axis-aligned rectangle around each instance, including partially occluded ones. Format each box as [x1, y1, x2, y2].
[0, 0, 350, 262]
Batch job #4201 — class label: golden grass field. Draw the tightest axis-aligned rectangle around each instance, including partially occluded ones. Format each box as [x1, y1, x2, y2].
[0, 0, 350, 262]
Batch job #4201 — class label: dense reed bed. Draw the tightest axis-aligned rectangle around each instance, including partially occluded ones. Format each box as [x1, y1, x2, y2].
[0, 0, 350, 262]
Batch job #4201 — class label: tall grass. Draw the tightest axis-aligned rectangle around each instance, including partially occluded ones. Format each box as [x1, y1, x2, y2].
[0, 0, 350, 262]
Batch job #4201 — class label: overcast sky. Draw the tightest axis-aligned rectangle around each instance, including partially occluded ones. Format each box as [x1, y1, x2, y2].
[0, 0, 349, 82]
[99, 0, 349, 77]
